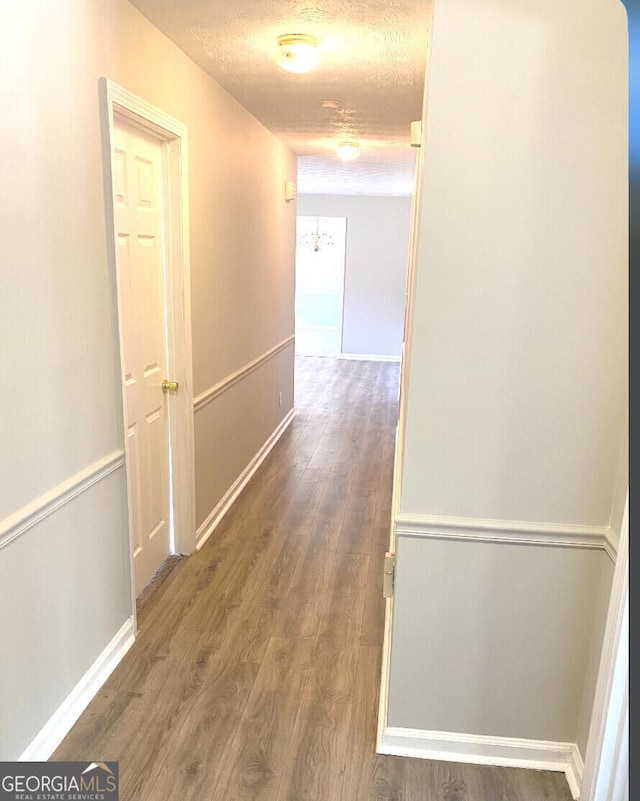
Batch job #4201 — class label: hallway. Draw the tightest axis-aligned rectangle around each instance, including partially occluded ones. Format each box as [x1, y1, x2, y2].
[54, 357, 571, 801]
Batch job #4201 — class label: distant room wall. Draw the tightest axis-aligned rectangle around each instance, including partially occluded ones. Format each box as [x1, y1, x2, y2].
[297, 194, 411, 360]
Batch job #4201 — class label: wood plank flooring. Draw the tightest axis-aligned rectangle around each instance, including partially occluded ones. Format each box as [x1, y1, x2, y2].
[53, 356, 572, 801]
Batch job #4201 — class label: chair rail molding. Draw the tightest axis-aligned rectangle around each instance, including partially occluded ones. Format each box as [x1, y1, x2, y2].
[0, 450, 125, 552]
[193, 336, 295, 413]
[394, 514, 616, 561]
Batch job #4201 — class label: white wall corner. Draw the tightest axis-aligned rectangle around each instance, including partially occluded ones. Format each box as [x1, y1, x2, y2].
[580, 491, 628, 801]
[566, 744, 585, 800]
[379, 727, 583, 799]
[19, 617, 135, 761]
[602, 526, 618, 563]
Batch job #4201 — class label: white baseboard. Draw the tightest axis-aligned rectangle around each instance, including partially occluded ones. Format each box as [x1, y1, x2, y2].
[19, 617, 135, 761]
[380, 727, 583, 799]
[196, 409, 296, 550]
[339, 352, 401, 363]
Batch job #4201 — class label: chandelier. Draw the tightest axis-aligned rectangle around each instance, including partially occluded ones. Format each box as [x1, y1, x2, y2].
[299, 220, 335, 252]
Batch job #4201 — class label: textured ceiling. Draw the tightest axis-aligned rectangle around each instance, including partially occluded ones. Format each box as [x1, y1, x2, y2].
[128, 0, 431, 196]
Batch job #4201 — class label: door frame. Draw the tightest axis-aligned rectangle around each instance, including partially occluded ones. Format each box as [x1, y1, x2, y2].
[294, 215, 347, 357]
[99, 78, 196, 617]
[376, 111, 426, 749]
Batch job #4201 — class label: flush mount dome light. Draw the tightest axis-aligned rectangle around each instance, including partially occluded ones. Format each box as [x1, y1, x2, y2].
[336, 141, 360, 161]
[277, 34, 321, 73]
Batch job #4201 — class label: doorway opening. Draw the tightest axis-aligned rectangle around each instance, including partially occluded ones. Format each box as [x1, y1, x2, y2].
[294, 216, 347, 358]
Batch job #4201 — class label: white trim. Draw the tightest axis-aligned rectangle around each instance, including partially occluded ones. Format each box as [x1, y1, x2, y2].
[299, 324, 340, 331]
[193, 336, 295, 413]
[102, 82, 188, 140]
[376, 595, 395, 749]
[377, 2, 432, 760]
[395, 514, 616, 560]
[196, 409, 296, 550]
[100, 78, 196, 610]
[380, 727, 583, 799]
[0, 451, 125, 552]
[339, 353, 401, 363]
[566, 745, 585, 800]
[580, 491, 628, 801]
[604, 703, 628, 801]
[19, 617, 135, 761]
[156, 99, 196, 558]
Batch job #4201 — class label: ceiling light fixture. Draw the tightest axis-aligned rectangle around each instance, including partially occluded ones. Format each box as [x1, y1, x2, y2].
[336, 141, 360, 161]
[277, 34, 320, 74]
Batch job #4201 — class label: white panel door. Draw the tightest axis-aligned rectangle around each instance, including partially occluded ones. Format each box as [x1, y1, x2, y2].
[113, 118, 171, 597]
[295, 216, 347, 357]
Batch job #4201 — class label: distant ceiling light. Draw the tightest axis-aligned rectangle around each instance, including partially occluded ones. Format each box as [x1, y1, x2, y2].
[277, 34, 320, 74]
[321, 100, 342, 109]
[336, 141, 360, 161]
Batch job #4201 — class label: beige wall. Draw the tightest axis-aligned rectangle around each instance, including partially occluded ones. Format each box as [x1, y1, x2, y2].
[387, 0, 627, 763]
[0, 0, 295, 758]
[194, 347, 294, 531]
[400, 0, 627, 526]
[389, 538, 612, 742]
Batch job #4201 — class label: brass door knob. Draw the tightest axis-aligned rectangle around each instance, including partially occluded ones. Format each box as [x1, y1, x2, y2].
[162, 379, 179, 394]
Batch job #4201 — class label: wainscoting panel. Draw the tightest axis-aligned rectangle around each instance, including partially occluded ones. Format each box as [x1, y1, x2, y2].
[193, 338, 295, 538]
[0, 460, 132, 760]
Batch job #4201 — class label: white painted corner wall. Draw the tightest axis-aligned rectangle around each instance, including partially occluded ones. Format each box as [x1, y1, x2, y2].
[581, 492, 628, 801]
[399, 0, 627, 526]
[380, 1, 628, 799]
[296, 194, 411, 361]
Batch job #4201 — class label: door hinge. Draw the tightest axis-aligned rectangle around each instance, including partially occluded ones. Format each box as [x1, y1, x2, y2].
[383, 552, 396, 598]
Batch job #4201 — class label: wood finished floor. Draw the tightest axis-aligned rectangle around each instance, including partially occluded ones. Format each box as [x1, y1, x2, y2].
[54, 356, 572, 801]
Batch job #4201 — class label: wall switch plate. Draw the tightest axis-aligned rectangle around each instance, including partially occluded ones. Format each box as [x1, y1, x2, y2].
[410, 120, 422, 147]
[284, 180, 297, 202]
